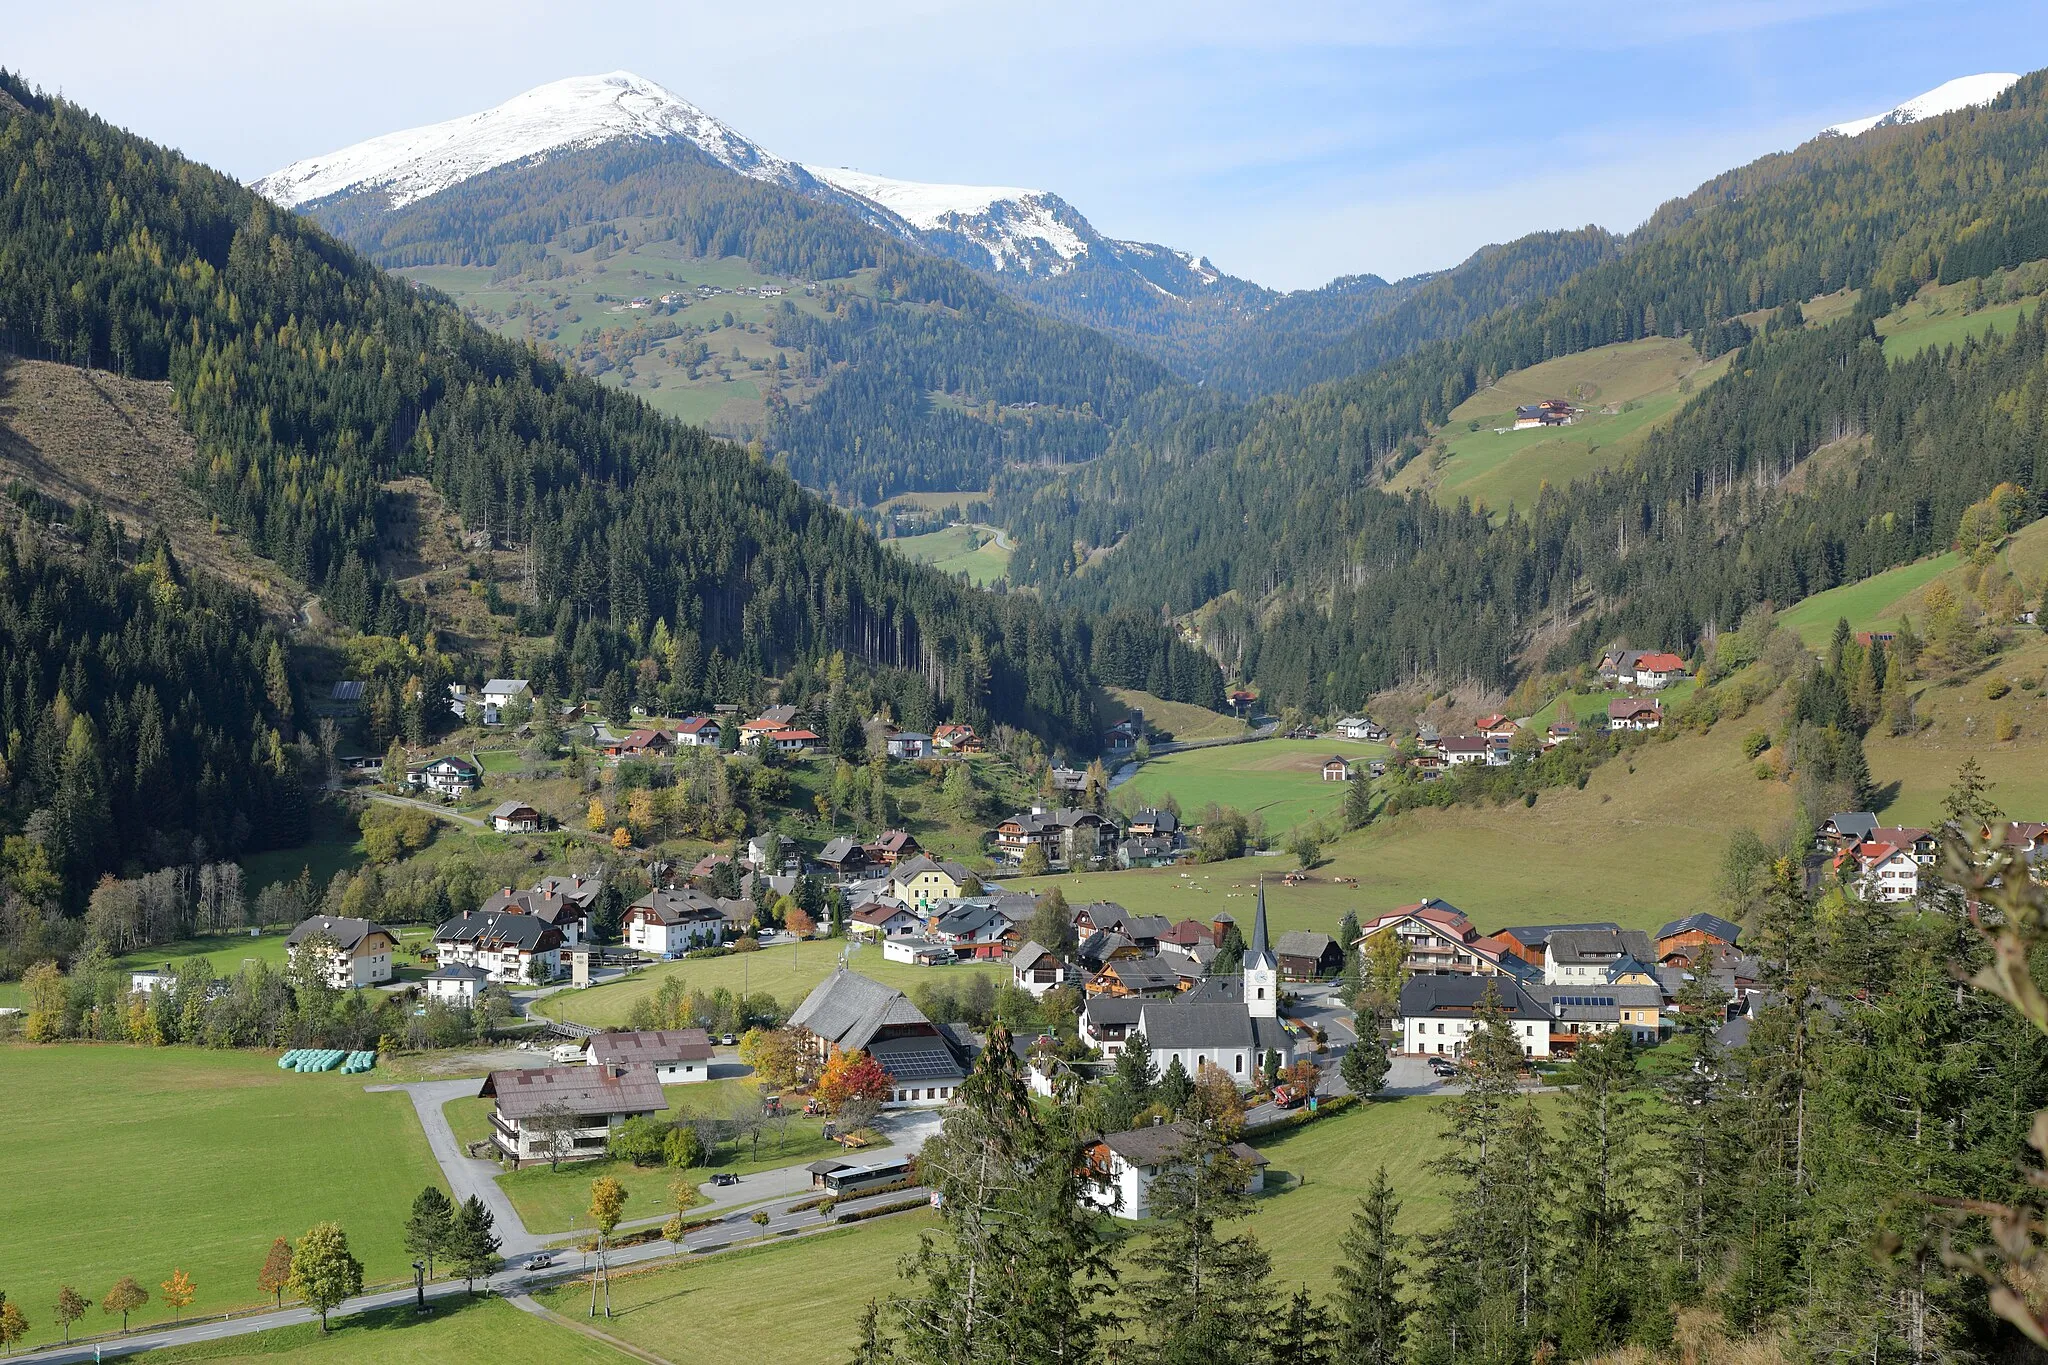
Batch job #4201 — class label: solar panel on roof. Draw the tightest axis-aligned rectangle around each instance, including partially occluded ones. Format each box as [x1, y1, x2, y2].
[876, 1047, 959, 1080]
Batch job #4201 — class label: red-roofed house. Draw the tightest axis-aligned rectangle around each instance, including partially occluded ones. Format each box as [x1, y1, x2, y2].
[674, 716, 722, 748]
[1354, 899, 1514, 977]
[850, 902, 924, 939]
[1475, 715, 1518, 739]
[1629, 653, 1688, 689]
[1437, 735, 1500, 767]
[934, 723, 982, 753]
[1607, 699, 1662, 731]
[604, 728, 673, 759]
[1842, 841, 1920, 902]
[767, 728, 820, 754]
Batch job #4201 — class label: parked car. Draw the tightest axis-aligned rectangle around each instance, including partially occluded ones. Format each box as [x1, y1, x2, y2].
[720, 1033, 738, 1046]
[528, 1253, 555, 1270]
[712, 1172, 739, 1187]
[1428, 1057, 1457, 1078]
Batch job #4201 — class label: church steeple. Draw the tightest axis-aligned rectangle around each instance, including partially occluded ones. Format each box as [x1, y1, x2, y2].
[1244, 878, 1277, 1018]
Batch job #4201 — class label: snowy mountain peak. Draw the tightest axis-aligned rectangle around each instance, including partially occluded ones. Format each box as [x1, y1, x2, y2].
[1822, 72, 2020, 139]
[252, 71, 800, 210]
[805, 164, 1090, 273]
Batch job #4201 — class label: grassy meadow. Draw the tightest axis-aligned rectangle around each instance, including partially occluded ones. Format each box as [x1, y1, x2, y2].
[1104, 686, 1250, 744]
[0, 1046, 443, 1350]
[886, 523, 1012, 585]
[134, 1296, 630, 1364]
[1775, 518, 2048, 646]
[1118, 737, 1389, 835]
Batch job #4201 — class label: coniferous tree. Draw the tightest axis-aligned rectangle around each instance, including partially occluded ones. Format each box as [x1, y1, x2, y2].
[1332, 1165, 1410, 1365]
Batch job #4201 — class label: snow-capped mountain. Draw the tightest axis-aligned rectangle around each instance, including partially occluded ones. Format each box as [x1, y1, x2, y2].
[253, 71, 806, 210]
[805, 165, 1090, 275]
[1822, 72, 2020, 139]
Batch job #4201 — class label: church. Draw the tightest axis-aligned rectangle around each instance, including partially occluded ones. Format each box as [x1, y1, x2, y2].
[1132, 882, 1296, 1086]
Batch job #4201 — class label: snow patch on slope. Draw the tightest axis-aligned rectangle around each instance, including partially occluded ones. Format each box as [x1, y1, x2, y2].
[1823, 72, 2020, 139]
[254, 71, 799, 210]
[806, 164, 1088, 272]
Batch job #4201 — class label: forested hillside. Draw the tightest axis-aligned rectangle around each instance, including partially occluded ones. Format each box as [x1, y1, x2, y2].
[0, 71, 1228, 759]
[1003, 71, 2048, 712]
[294, 138, 1184, 502]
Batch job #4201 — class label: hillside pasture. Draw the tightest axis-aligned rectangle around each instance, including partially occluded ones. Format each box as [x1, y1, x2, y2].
[1103, 686, 1248, 744]
[1118, 738, 1388, 836]
[886, 524, 1012, 585]
[1865, 631, 2048, 824]
[0, 1046, 443, 1350]
[1776, 519, 2048, 646]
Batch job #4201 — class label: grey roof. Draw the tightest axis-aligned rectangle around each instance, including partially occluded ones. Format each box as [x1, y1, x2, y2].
[1097, 955, 1184, 993]
[424, 962, 492, 982]
[1245, 881, 1275, 971]
[1274, 931, 1337, 961]
[1656, 912, 1742, 944]
[434, 910, 562, 953]
[1137, 1000, 1293, 1053]
[1132, 808, 1179, 833]
[1396, 974, 1552, 1022]
[1529, 983, 1663, 1021]
[892, 855, 972, 884]
[1181, 974, 1247, 1004]
[1100, 1120, 1267, 1169]
[1547, 928, 1655, 965]
[933, 901, 1013, 938]
[482, 1063, 667, 1121]
[534, 874, 604, 908]
[868, 1034, 966, 1084]
[789, 969, 933, 1052]
[490, 800, 542, 820]
[481, 678, 530, 697]
[1084, 995, 1145, 1028]
[1605, 954, 1660, 981]
[1825, 812, 1880, 841]
[285, 915, 393, 953]
[1011, 941, 1054, 971]
[818, 837, 865, 865]
[1497, 921, 1620, 949]
[588, 1029, 714, 1067]
[628, 888, 726, 926]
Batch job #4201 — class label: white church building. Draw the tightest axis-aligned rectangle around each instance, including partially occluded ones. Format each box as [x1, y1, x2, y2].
[1132, 882, 1297, 1086]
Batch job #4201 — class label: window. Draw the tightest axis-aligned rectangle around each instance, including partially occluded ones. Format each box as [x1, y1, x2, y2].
[1234, 1054, 1244, 1074]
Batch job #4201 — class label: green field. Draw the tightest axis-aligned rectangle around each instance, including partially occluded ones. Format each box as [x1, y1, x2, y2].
[534, 941, 1009, 1028]
[0, 1046, 444, 1349]
[1776, 553, 1963, 644]
[1526, 679, 1696, 732]
[479, 1078, 836, 1235]
[136, 1296, 630, 1363]
[1864, 631, 2048, 824]
[887, 524, 1012, 586]
[1118, 737, 1389, 835]
[1103, 687, 1248, 744]
[1021, 718, 1791, 939]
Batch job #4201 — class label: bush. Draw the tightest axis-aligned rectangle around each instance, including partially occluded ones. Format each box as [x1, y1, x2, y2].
[608, 1114, 669, 1166]
[1996, 713, 2020, 742]
[1986, 678, 2012, 700]
[1754, 760, 1775, 781]
[1741, 729, 1771, 759]
[664, 1124, 704, 1169]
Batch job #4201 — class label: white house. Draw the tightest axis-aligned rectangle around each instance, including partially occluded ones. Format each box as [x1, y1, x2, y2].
[480, 1063, 668, 1167]
[129, 968, 173, 995]
[285, 915, 398, 990]
[422, 961, 492, 1008]
[1335, 716, 1389, 741]
[1395, 974, 1555, 1059]
[433, 911, 564, 984]
[409, 755, 481, 797]
[1848, 840, 1921, 902]
[882, 936, 954, 966]
[1012, 941, 1079, 998]
[587, 1028, 714, 1083]
[490, 800, 545, 834]
[886, 731, 933, 759]
[1084, 1120, 1268, 1220]
[1628, 652, 1688, 689]
[1607, 699, 1663, 731]
[673, 716, 723, 748]
[622, 888, 727, 957]
[1437, 736, 1497, 767]
[850, 901, 925, 940]
[448, 678, 532, 726]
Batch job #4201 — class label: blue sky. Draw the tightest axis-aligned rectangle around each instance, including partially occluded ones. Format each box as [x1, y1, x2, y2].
[12, 1, 2048, 289]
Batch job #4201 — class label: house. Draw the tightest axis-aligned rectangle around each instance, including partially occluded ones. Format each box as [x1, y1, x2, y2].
[1543, 928, 1656, 985]
[1513, 399, 1575, 429]
[673, 716, 722, 748]
[1335, 716, 1389, 741]
[889, 856, 975, 908]
[448, 678, 532, 726]
[129, 968, 173, 995]
[1087, 954, 1187, 998]
[1395, 974, 1556, 1058]
[1321, 756, 1354, 782]
[1437, 735, 1500, 767]
[587, 1029, 714, 1083]
[1354, 899, 1518, 977]
[933, 723, 981, 752]
[1475, 715, 1519, 740]
[535, 872, 604, 913]
[604, 728, 673, 760]
[409, 755, 481, 797]
[434, 911, 565, 984]
[480, 1063, 668, 1167]
[1082, 995, 1144, 1056]
[1491, 922, 1622, 967]
[787, 968, 968, 1107]
[1607, 698, 1662, 731]
[1843, 840, 1921, 902]
[815, 837, 870, 878]
[1048, 765, 1090, 796]
[865, 830, 922, 866]
[1228, 690, 1258, 718]
[1630, 652, 1688, 689]
[1012, 941, 1079, 998]
[928, 898, 1020, 958]
[1085, 1121, 1268, 1220]
[1873, 826, 1941, 864]
[1274, 930, 1344, 980]
[481, 883, 588, 945]
[285, 915, 398, 989]
[886, 731, 933, 760]
[1654, 913, 1742, 967]
[766, 728, 820, 755]
[1815, 812, 1879, 851]
[882, 936, 955, 966]
[850, 901, 925, 940]
[1106, 720, 1140, 753]
[423, 961, 492, 1008]
[1132, 883, 1294, 1085]
[1127, 808, 1180, 840]
[490, 800, 546, 834]
[1118, 834, 1182, 868]
[993, 806, 1116, 868]
[623, 889, 728, 957]
[738, 706, 798, 747]
[1545, 722, 1578, 748]
[1529, 982, 1667, 1047]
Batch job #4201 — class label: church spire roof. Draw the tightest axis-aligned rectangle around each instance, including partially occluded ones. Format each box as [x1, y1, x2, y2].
[1247, 878, 1275, 970]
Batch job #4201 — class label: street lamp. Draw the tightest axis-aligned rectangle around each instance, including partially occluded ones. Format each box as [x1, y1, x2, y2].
[412, 1260, 426, 1312]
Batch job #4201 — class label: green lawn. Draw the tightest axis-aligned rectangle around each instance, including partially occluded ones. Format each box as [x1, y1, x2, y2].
[1103, 687, 1248, 744]
[135, 1295, 630, 1363]
[0, 1046, 445, 1349]
[1879, 298, 2034, 362]
[1526, 678, 1696, 731]
[487, 1079, 837, 1235]
[1118, 738, 1389, 835]
[532, 1214, 940, 1364]
[534, 941, 1009, 1029]
[112, 926, 440, 985]
[887, 524, 1012, 586]
[240, 801, 365, 898]
[1775, 552, 1962, 644]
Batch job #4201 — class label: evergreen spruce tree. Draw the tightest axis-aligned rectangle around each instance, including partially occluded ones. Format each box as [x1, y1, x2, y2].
[1332, 1165, 1409, 1365]
[1157, 1056, 1195, 1117]
[1549, 1029, 1651, 1356]
[1270, 1284, 1336, 1365]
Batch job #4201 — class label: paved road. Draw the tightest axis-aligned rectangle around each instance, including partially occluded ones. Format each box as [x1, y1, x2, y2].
[370, 1079, 548, 1253]
[364, 789, 488, 827]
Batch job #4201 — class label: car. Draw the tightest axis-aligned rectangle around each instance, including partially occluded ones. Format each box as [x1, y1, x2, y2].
[712, 1172, 739, 1187]
[1428, 1057, 1457, 1077]
[528, 1253, 554, 1270]
[720, 1033, 738, 1046]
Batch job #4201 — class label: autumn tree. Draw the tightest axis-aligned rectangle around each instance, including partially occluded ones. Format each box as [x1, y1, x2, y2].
[588, 1176, 629, 1317]
[1193, 1060, 1247, 1136]
[288, 1222, 364, 1332]
[0, 1298, 26, 1354]
[53, 1285, 88, 1342]
[160, 1268, 195, 1324]
[404, 1186, 455, 1278]
[257, 1238, 294, 1309]
[816, 1047, 893, 1113]
[101, 1276, 148, 1333]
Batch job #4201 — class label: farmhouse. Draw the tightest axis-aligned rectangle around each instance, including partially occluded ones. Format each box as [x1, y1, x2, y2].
[1842, 840, 1921, 902]
[1513, 398, 1575, 429]
[434, 910, 565, 983]
[673, 716, 722, 748]
[1012, 941, 1080, 997]
[815, 837, 870, 877]
[1084, 1120, 1268, 1220]
[622, 888, 728, 957]
[1396, 974, 1555, 1058]
[1654, 912, 1742, 966]
[1437, 735, 1500, 767]
[422, 961, 491, 1008]
[409, 755, 481, 797]
[587, 1028, 714, 1083]
[788, 968, 967, 1107]
[993, 806, 1116, 868]
[448, 678, 532, 726]
[1321, 756, 1354, 782]
[1607, 698, 1663, 731]
[1127, 808, 1180, 840]
[1274, 930, 1344, 980]
[933, 723, 981, 752]
[603, 728, 673, 759]
[1630, 652, 1688, 689]
[866, 830, 922, 866]
[480, 1063, 668, 1167]
[1543, 927, 1656, 984]
[1335, 716, 1389, 741]
[490, 800, 546, 834]
[285, 915, 398, 989]
[1087, 954, 1187, 998]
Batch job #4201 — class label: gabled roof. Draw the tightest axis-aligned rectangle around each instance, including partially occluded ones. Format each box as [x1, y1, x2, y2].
[674, 715, 720, 735]
[1823, 811, 1878, 840]
[1607, 698, 1662, 720]
[1496, 922, 1619, 951]
[628, 888, 727, 926]
[1099, 1119, 1267, 1169]
[587, 1029, 713, 1067]
[285, 915, 394, 953]
[1011, 941, 1055, 971]
[1095, 955, 1183, 992]
[789, 968, 934, 1053]
[1438, 735, 1493, 754]
[435, 910, 563, 953]
[534, 873, 603, 908]
[853, 901, 918, 927]
[425, 962, 492, 981]
[490, 800, 542, 820]
[892, 855, 971, 884]
[1656, 912, 1741, 944]
[1084, 995, 1146, 1028]
[1274, 930, 1337, 960]
[1547, 928, 1654, 964]
[1138, 999, 1292, 1053]
[1396, 974, 1551, 1022]
[818, 837, 866, 864]
[481, 1063, 666, 1121]
[1633, 652, 1686, 672]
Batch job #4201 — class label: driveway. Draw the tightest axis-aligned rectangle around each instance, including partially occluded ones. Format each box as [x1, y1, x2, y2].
[366, 1079, 546, 1255]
